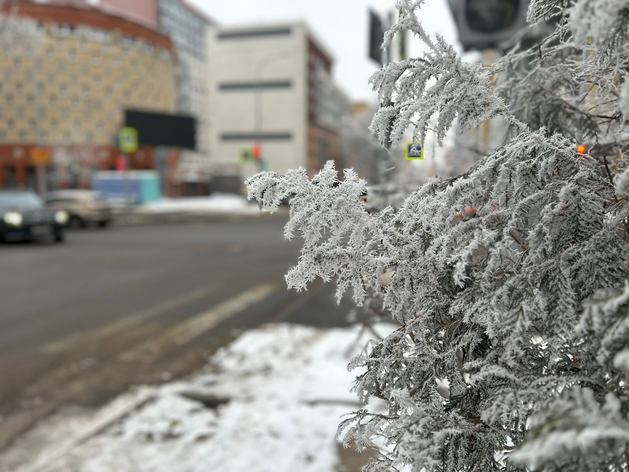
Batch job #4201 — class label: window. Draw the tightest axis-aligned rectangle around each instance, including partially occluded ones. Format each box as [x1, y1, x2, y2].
[220, 132, 292, 141]
[218, 28, 292, 40]
[219, 81, 293, 91]
[46, 166, 58, 191]
[5, 166, 17, 188]
[26, 167, 36, 191]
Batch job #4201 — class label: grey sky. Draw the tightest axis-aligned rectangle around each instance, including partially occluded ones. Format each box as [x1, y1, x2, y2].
[188, 0, 458, 104]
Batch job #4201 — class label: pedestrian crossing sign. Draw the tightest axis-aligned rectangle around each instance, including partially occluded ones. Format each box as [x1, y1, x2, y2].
[405, 142, 424, 160]
[240, 148, 253, 162]
[119, 127, 138, 153]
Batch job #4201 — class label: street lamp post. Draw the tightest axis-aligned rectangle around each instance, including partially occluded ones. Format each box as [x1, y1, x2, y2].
[253, 52, 291, 172]
[32, 57, 47, 195]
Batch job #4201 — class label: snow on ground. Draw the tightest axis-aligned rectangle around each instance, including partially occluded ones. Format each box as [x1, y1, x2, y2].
[11, 323, 390, 472]
[137, 193, 261, 215]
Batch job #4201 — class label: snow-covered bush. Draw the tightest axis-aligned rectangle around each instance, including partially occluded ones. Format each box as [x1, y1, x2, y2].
[246, 0, 629, 470]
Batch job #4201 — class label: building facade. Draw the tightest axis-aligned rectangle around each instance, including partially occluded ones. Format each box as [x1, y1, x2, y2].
[6, 0, 215, 195]
[0, 1, 180, 193]
[208, 22, 350, 191]
[157, 0, 213, 195]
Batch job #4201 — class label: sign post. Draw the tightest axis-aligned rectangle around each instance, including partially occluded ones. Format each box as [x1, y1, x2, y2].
[119, 127, 138, 206]
[31, 147, 51, 195]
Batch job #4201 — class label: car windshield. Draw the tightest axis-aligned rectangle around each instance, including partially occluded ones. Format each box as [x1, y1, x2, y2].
[0, 192, 45, 210]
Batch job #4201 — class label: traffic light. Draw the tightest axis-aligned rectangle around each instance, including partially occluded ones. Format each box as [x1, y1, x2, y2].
[447, 0, 532, 51]
[252, 143, 262, 161]
[369, 10, 385, 65]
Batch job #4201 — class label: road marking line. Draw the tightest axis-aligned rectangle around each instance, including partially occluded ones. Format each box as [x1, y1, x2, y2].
[41, 287, 213, 354]
[21, 389, 156, 472]
[119, 283, 279, 363]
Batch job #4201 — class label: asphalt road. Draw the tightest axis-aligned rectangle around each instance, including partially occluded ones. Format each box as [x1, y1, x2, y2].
[0, 214, 355, 450]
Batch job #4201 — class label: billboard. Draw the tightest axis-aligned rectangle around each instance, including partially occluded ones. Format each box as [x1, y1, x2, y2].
[124, 110, 196, 150]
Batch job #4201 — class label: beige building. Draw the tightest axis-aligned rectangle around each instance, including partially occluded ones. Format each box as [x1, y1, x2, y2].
[0, 1, 179, 192]
[208, 22, 350, 192]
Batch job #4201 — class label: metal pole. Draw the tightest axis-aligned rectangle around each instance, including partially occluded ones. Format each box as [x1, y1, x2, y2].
[33, 58, 46, 195]
[255, 63, 263, 173]
[380, 10, 397, 192]
[254, 52, 290, 173]
[124, 152, 131, 207]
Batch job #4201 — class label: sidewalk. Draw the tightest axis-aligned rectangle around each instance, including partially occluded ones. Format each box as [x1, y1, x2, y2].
[111, 194, 288, 226]
[3, 324, 388, 472]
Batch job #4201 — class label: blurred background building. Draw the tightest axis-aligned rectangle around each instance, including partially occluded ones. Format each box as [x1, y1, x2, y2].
[208, 22, 351, 191]
[0, 0, 383, 196]
[0, 0, 183, 194]
[158, 0, 213, 196]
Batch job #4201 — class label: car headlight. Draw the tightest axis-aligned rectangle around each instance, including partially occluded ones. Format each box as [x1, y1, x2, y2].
[55, 211, 69, 225]
[3, 212, 23, 226]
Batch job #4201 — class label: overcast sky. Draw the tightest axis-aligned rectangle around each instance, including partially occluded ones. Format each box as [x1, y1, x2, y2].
[188, 0, 458, 104]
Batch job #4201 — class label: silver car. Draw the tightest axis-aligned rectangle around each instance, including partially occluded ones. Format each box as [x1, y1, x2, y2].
[45, 190, 112, 229]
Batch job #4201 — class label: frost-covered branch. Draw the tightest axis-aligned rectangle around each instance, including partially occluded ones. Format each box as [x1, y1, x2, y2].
[246, 0, 629, 469]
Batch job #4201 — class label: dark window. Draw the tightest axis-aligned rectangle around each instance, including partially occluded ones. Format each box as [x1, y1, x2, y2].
[219, 81, 292, 91]
[26, 167, 36, 191]
[465, 0, 519, 32]
[220, 133, 292, 141]
[46, 166, 58, 191]
[218, 28, 292, 40]
[319, 136, 328, 168]
[5, 166, 16, 189]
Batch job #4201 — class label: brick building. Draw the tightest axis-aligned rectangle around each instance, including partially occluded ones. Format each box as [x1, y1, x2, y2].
[0, 1, 181, 194]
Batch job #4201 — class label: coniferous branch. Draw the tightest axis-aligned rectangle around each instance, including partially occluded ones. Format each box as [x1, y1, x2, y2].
[246, 0, 629, 469]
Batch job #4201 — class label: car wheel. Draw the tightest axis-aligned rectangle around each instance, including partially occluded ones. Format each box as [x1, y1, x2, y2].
[98, 220, 110, 228]
[68, 215, 87, 229]
[54, 231, 65, 243]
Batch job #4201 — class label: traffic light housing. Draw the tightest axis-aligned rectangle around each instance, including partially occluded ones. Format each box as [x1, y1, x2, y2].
[447, 0, 531, 51]
[369, 10, 385, 65]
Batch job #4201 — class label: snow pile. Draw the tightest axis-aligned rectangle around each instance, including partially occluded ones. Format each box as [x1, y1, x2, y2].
[137, 193, 260, 215]
[31, 324, 385, 472]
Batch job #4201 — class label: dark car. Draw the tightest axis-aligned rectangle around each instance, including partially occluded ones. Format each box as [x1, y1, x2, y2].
[0, 191, 68, 243]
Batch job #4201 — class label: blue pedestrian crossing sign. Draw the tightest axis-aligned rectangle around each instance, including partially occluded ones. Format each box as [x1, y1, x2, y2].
[405, 142, 424, 160]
